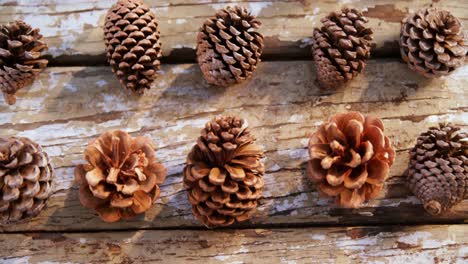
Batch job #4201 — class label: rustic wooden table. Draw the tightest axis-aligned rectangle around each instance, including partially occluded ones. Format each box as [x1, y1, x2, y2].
[0, 0, 467, 263]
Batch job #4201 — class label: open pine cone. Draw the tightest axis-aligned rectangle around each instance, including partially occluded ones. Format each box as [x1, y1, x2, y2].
[407, 123, 467, 215]
[0, 137, 54, 225]
[311, 8, 373, 89]
[307, 112, 395, 208]
[400, 8, 467, 78]
[197, 6, 264, 87]
[183, 116, 265, 228]
[75, 130, 166, 222]
[104, 0, 162, 93]
[0, 20, 48, 105]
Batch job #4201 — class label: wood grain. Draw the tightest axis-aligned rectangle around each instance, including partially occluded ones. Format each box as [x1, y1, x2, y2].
[0, 225, 466, 263]
[0, 0, 466, 63]
[0, 60, 466, 232]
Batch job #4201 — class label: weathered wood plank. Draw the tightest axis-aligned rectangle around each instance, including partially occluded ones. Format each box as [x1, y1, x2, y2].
[0, 0, 466, 63]
[0, 225, 466, 263]
[0, 60, 467, 232]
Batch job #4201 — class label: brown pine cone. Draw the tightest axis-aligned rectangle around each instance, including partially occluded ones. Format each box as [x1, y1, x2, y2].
[307, 112, 395, 208]
[0, 20, 48, 105]
[104, 0, 162, 93]
[311, 8, 373, 89]
[197, 6, 264, 87]
[407, 123, 467, 215]
[0, 137, 54, 225]
[183, 116, 265, 228]
[400, 8, 467, 78]
[75, 130, 166, 222]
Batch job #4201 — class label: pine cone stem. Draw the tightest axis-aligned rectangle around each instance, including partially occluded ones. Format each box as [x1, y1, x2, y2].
[424, 200, 442, 216]
[3, 92, 16, 105]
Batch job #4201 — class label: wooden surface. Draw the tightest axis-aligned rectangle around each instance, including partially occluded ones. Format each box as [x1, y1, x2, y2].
[1, 0, 467, 263]
[1, 225, 467, 263]
[0, 60, 467, 233]
[0, 0, 466, 63]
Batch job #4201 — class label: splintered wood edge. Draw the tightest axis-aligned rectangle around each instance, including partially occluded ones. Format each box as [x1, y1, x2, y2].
[0, 225, 466, 263]
[0, 60, 467, 232]
[0, 0, 466, 62]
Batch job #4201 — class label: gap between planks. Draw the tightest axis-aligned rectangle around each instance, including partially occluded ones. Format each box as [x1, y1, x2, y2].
[1, 222, 468, 235]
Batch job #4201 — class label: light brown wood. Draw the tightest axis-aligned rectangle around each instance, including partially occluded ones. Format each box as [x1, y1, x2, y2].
[0, 0, 466, 62]
[0, 225, 466, 263]
[1, 1, 467, 262]
[0, 60, 466, 232]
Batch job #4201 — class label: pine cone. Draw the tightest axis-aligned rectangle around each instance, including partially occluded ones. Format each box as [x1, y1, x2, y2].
[0, 137, 54, 225]
[400, 8, 467, 78]
[104, 0, 162, 93]
[311, 8, 373, 89]
[183, 116, 265, 228]
[407, 123, 467, 215]
[196, 6, 264, 87]
[0, 20, 48, 105]
[75, 130, 166, 222]
[307, 112, 395, 208]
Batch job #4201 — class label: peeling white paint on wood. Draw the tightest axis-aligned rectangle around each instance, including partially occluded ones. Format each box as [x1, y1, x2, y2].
[0, 2, 465, 262]
[310, 234, 326, 241]
[397, 231, 433, 245]
[0, 61, 467, 232]
[95, 80, 108, 87]
[248, 2, 272, 16]
[1, 0, 466, 60]
[0, 226, 465, 264]
[2, 256, 31, 264]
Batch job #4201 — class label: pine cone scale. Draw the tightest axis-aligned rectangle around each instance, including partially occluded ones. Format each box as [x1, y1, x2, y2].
[0, 20, 48, 105]
[312, 8, 373, 89]
[184, 116, 265, 228]
[0, 137, 54, 225]
[197, 6, 264, 86]
[407, 123, 467, 215]
[75, 130, 166, 223]
[104, 0, 162, 93]
[400, 8, 467, 77]
[308, 112, 394, 208]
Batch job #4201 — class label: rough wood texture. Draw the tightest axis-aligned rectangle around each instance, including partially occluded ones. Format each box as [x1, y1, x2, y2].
[1, 2, 466, 263]
[0, 60, 466, 232]
[0, 225, 466, 263]
[0, 0, 466, 63]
